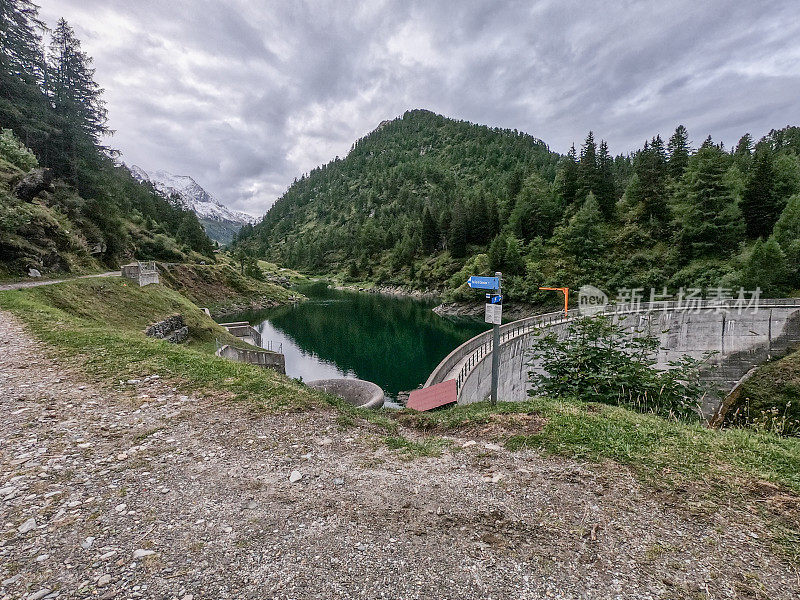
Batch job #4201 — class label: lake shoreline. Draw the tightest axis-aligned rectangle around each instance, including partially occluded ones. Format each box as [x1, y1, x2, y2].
[433, 301, 550, 321]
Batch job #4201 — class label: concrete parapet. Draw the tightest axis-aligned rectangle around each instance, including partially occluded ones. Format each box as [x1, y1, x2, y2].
[306, 378, 385, 409]
[216, 344, 285, 374]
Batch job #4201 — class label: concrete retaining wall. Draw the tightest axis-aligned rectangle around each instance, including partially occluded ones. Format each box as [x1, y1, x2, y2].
[216, 344, 285, 374]
[219, 322, 262, 347]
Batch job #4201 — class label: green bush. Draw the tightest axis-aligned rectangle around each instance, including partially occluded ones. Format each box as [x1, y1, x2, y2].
[527, 315, 709, 418]
[0, 129, 38, 172]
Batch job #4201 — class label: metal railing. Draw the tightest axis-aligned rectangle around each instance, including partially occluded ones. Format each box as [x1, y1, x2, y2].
[426, 297, 800, 396]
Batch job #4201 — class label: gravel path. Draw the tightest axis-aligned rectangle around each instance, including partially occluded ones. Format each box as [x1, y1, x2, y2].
[1, 311, 797, 599]
[0, 272, 119, 292]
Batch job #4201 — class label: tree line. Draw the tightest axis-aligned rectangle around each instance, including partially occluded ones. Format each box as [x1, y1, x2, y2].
[237, 108, 800, 302]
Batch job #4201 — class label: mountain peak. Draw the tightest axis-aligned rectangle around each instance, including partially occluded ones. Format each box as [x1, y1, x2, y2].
[130, 165, 257, 225]
[130, 165, 258, 245]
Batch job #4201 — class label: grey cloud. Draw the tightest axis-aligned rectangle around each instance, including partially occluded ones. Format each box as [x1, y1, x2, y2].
[38, 0, 800, 217]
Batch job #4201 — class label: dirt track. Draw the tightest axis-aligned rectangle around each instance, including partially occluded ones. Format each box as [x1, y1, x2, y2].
[1, 311, 797, 599]
[0, 272, 119, 292]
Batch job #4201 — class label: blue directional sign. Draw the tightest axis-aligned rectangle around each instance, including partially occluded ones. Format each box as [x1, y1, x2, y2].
[467, 275, 500, 290]
[489, 294, 503, 304]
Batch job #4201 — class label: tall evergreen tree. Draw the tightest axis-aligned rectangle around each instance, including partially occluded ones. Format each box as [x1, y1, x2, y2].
[0, 0, 49, 150]
[557, 143, 579, 205]
[634, 136, 669, 224]
[596, 140, 615, 218]
[667, 125, 690, 179]
[740, 150, 778, 239]
[578, 131, 598, 200]
[47, 18, 109, 182]
[674, 144, 743, 259]
[448, 199, 468, 258]
[420, 206, 438, 253]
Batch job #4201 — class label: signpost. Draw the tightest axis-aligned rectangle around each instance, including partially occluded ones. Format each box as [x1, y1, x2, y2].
[467, 271, 502, 405]
[467, 275, 500, 290]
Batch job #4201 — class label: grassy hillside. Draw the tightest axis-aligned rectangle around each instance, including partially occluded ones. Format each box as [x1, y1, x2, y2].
[724, 348, 800, 436]
[157, 261, 303, 316]
[237, 111, 800, 305]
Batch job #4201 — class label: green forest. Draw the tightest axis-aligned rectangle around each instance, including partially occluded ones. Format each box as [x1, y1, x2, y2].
[0, 0, 214, 277]
[238, 109, 800, 304]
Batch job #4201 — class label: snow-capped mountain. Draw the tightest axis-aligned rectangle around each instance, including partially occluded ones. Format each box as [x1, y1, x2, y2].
[130, 165, 257, 225]
[130, 165, 258, 244]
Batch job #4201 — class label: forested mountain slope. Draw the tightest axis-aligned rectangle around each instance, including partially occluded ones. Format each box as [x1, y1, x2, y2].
[0, 2, 214, 277]
[239, 110, 800, 303]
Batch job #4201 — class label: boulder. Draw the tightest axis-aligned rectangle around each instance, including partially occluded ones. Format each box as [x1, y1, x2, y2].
[13, 168, 53, 201]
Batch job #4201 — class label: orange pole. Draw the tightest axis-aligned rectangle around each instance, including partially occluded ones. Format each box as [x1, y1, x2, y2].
[539, 287, 569, 317]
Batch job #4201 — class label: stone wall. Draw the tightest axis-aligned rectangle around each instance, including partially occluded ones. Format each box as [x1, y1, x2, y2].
[145, 315, 188, 344]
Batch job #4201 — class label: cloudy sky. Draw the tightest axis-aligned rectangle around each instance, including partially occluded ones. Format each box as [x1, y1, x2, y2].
[39, 0, 800, 217]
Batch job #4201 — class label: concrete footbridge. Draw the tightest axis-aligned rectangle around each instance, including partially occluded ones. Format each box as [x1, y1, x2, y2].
[422, 298, 800, 417]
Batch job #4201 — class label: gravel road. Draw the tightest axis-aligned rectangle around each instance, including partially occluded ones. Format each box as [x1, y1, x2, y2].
[1, 311, 797, 599]
[0, 272, 119, 292]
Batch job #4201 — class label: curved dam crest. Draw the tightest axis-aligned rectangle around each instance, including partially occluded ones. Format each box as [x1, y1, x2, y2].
[425, 298, 800, 418]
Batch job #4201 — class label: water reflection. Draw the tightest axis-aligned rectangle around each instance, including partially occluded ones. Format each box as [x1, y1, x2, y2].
[223, 281, 488, 399]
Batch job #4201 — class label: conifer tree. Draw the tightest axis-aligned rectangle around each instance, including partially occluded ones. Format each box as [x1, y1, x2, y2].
[578, 131, 598, 200]
[448, 199, 468, 258]
[740, 150, 778, 239]
[634, 136, 669, 224]
[667, 125, 690, 179]
[674, 144, 743, 259]
[0, 0, 48, 150]
[596, 140, 615, 218]
[557, 143, 579, 205]
[733, 133, 753, 171]
[420, 206, 438, 253]
[47, 18, 109, 182]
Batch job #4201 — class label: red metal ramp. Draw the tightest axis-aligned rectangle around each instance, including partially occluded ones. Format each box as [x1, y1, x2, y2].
[406, 379, 457, 411]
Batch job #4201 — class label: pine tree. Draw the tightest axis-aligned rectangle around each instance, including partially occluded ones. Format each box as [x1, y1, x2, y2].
[674, 144, 743, 259]
[420, 206, 438, 253]
[578, 131, 597, 200]
[448, 199, 468, 258]
[557, 143, 579, 205]
[596, 140, 615, 218]
[634, 136, 669, 224]
[667, 125, 690, 179]
[47, 18, 110, 182]
[733, 133, 753, 173]
[740, 150, 778, 239]
[0, 0, 49, 150]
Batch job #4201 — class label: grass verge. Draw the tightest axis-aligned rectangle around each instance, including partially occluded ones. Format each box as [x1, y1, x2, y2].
[0, 277, 319, 411]
[397, 398, 800, 494]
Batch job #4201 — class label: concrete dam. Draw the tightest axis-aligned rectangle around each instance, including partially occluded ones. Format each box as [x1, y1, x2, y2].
[424, 298, 800, 418]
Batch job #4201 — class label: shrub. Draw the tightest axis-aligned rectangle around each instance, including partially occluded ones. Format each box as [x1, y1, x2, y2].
[527, 315, 709, 418]
[0, 129, 38, 172]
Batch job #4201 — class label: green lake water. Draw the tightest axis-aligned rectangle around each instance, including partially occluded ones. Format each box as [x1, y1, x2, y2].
[222, 281, 489, 401]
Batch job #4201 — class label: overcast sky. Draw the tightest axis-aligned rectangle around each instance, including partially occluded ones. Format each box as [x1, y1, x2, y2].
[39, 0, 800, 217]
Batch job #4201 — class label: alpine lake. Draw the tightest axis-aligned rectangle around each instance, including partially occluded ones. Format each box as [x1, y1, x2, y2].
[220, 281, 489, 406]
